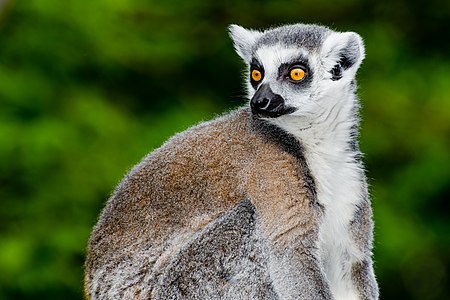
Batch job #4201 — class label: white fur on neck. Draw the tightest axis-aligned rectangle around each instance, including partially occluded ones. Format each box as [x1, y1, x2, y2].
[269, 88, 365, 300]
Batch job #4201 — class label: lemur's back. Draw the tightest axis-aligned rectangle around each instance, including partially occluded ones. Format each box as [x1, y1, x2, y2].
[85, 108, 314, 299]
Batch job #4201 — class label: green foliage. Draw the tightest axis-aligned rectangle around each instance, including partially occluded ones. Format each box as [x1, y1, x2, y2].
[0, 0, 449, 299]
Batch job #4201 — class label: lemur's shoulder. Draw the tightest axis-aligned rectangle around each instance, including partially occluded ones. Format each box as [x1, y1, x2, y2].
[128, 106, 301, 183]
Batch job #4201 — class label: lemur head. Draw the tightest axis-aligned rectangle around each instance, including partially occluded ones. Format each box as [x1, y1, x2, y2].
[229, 24, 365, 121]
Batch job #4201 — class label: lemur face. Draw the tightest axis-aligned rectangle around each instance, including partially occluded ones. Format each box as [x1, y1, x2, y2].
[229, 24, 365, 120]
[248, 44, 316, 118]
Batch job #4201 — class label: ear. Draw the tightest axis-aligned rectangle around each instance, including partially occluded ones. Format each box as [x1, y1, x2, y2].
[228, 24, 262, 63]
[321, 31, 365, 80]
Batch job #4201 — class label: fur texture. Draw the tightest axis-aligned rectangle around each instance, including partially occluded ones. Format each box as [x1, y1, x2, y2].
[85, 23, 378, 299]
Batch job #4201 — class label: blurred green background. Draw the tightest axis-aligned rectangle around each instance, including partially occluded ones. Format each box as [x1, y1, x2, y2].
[0, 0, 449, 299]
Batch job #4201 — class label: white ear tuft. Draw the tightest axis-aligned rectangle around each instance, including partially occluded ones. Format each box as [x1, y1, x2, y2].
[321, 31, 365, 77]
[228, 24, 262, 63]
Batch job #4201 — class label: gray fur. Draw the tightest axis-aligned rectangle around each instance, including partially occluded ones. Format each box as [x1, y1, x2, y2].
[255, 24, 331, 52]
[85, 23, 378, 299]
[153, 199, 277, 299]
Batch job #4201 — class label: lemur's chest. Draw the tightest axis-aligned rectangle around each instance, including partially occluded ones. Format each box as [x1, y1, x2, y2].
[303, 145, 364, 299]
[304, 146, 363, 225]
[304, 145, 364, 251]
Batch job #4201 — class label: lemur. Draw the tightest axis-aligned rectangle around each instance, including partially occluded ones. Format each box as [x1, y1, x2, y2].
[85, 23, 379, 300]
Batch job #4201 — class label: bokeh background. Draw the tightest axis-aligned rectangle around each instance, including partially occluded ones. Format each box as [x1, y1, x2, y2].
[0, 0, 449, 299]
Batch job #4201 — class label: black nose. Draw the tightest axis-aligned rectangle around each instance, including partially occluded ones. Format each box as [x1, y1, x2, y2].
[250, 84, 295, 118]
[250, 84, 283, 114]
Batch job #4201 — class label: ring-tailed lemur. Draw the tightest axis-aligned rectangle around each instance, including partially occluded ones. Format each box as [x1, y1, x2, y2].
[85, 23, 379, 300]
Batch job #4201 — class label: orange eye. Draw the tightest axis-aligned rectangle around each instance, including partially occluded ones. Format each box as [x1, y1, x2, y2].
[251, 69, 262, 82]
[289, 68, 305, 81]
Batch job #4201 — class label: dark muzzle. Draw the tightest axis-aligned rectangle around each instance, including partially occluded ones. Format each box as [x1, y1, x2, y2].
[250, 84, 296, 118]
